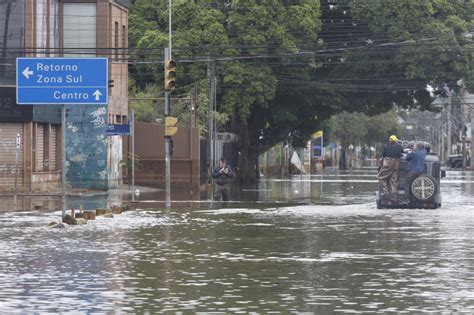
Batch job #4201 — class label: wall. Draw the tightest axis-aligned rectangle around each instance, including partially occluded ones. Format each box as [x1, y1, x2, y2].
[108, 3, 129, 119]
[66, 105, 108, 190]
[133, 123, 200, 189]
[0, 0, 24, 85]
[31, 173, 61, 191]
[108, 135, 122, 188]
[0, 124, 23, 190]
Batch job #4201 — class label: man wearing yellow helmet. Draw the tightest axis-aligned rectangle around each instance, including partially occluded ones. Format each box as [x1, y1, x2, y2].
[378, 135, 403, 200]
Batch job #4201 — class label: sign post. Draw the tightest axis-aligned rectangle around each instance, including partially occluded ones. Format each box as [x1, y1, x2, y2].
[14, 133, 20, 208]
[61, 106, 66, 218]
[131, 110, 135, 202]
[311, 131, 324, 174]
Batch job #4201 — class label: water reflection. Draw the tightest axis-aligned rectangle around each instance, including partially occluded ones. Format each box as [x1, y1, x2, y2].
[0, 169, 472, 312]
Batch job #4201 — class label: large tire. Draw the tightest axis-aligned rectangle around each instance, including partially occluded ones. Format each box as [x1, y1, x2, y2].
[410, 174, 437, 202]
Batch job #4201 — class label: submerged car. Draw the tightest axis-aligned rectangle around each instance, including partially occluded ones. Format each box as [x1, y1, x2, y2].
[448, 154, 470, 169]
[376, 141, 444, 209]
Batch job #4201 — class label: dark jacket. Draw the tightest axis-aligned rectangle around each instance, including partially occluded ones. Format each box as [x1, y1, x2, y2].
[406, 149, 427, 173]
[382, 142, 403, 159]
[212, 164, 233, 185]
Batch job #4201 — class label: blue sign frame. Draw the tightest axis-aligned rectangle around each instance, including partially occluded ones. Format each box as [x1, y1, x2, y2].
[16, 57, 108, 105]
[106, 124, 130, 136]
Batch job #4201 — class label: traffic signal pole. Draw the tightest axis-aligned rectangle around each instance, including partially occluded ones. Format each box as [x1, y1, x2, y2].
[162, 0, 172, 208]
[164, 48, 171, 208]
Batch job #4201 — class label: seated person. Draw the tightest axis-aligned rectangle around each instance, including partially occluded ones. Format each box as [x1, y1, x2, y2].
[400, 143, 427, 204]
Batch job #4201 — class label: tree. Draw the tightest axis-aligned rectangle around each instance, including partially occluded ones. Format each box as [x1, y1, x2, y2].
[129, 81, 228, 135]
[129, 0, 474, 183]
[328, 112, 368, 170]
[129, 0, 322, 183]
[328, 110, 400, 169]
[365, 110, 401, 147]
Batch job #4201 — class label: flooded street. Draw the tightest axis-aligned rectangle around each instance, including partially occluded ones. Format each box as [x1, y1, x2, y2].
[0, 169, 473, 313]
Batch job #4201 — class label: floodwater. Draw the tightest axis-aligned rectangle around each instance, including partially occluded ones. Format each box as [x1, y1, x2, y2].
[0, 168, 473, 313]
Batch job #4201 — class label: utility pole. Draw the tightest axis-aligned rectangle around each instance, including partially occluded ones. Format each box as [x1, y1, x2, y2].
[441, 117, 445, 164]
[207, 59, 215, 186]
[191, 84, 197, 128]
[447, 92, 452, 163]
[131, 110, 135, 202]
[471, 100, 474, 171]
[460, 86, 468, 169]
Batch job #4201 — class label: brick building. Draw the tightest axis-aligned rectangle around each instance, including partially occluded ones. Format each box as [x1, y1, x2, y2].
[0, 0, 129, 191]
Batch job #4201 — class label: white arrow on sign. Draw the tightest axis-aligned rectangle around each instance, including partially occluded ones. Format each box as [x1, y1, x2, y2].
[93, 90, 102, 101]
[22, 67, 33, 79]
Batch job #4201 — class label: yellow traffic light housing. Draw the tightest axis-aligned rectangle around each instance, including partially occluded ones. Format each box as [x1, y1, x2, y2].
[165, 116, 178, 137]
[164, 59, 176, 91]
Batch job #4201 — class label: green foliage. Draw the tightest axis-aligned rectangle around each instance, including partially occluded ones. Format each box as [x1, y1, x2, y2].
[129, 0, 321, 124]
[365, 111, 401, 144]
[328, 110, 401, 147]
[129, 0, 474, 180]
[124, 152, 142, 174]
[328, 112, 369, 147]
[129, 80, 228, 136]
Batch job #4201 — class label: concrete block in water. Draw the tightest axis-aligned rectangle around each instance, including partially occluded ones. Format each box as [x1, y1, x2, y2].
[111, 205, 124, 214]
[84, 211, 96, 220]
[76, 218, 87, 225]
[75, 213, 85, 219]
[96, 208, 112, 216]
[48, 222, 66, 229]
[62, 214, 77, 225]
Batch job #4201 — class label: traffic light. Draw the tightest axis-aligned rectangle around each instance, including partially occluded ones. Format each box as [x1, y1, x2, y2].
[165, 116, 178, 137]
[164, 59, 176, 91]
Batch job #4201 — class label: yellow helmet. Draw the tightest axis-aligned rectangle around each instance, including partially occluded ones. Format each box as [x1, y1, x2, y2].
[389, 135, 398, 142]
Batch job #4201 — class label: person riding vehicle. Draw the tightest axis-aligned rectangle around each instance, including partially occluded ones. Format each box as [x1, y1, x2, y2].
[378, 135, 403, 201]
[399, 143, 427, 204]
[376, 140, 443, 209]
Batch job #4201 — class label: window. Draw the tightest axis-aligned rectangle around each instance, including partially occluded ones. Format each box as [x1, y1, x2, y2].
[122, 25, 127, 61]
[63, 3, 96, 57]
[0, 0, 25, 84]
[114, 22, 119, 61]
[49, 0, 59, 56]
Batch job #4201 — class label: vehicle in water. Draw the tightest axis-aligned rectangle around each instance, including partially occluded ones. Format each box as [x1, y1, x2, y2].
[448, 154, 470, 169]
[376, 141, 444, 209]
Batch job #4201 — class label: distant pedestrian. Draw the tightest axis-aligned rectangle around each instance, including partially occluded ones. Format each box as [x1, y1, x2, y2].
[400, 143, 427, 204]
[378, 135, 403, 201]
[212, 158, 233, 201]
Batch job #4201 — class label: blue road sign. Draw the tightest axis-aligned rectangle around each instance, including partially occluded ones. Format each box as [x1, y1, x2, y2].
[16, 58, 108, 105]
[312, 137, 324, 159]
[106, 124, 130, 136]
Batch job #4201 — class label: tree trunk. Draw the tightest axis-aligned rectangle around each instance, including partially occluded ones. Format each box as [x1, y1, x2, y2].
[239, 149, 259, 185]
[231, 119, 260, 185]
[339, 146, 348, 170]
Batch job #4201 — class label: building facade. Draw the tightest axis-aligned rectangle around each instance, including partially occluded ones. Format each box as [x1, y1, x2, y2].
[0, 0, 129, 191]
